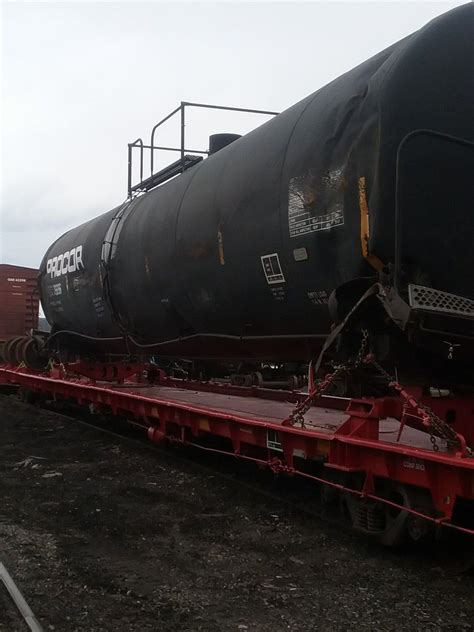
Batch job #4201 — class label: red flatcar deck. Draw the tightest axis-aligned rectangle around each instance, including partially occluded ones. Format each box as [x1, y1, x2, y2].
[1, 364, 473, 540]
[110, 383, 448, 452]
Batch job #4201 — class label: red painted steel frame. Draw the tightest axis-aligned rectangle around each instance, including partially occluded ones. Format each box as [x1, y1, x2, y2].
[1, 364, 473, 537]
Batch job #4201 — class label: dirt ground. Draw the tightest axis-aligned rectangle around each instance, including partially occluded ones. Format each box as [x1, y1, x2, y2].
[0, 394, 473, 632]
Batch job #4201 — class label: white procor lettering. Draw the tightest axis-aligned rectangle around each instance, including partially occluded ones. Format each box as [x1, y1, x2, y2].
[68, 250, 76, 272]
[56, 254, 63, 277]
[61, 251, 69, 274]
[75, 245, 84, 271]
[47, 245, 84, 278]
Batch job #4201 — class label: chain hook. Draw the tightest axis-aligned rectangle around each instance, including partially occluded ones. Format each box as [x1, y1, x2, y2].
[286, 329, 370, 428]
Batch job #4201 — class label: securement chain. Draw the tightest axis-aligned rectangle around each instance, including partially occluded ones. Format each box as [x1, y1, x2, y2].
[286, 329, 467, 455]
[286, 329, 369, 428]
[369, 360, 462, 453]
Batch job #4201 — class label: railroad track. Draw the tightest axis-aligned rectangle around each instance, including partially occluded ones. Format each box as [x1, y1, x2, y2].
[0, 562, 43, 632]
[17, 395, 474, 573]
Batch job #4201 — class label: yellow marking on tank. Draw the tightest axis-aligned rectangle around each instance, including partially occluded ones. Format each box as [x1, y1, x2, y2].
[358, 176, 384, 271]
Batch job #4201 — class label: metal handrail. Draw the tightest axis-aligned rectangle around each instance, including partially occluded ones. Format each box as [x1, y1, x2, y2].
[127, 138, 143, 196]
[127, 101, 279, 197]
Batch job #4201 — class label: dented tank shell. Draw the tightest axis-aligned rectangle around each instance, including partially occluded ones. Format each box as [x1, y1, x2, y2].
[39, 5, 474, 362]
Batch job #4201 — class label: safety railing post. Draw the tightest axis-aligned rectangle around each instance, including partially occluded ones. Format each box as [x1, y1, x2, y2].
[127, 144, 132, 198]
[180, 102, 186, 172]
[128, 101, 279, 194]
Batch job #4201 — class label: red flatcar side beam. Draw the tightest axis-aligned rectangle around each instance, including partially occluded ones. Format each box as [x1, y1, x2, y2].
[0, 365, 473, 537]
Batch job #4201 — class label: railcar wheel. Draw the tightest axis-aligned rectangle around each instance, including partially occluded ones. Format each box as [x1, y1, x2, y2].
[405, 509, 436, 544]
[343, 484, 437, 546]
[2, 338, 15, 364]
[286, 375, 299, 390]
[320, 482, 340, 507]
[14, 337, 30, 366]
[253, 371, 264, 387]
[3, 337, 23, 365]
[23, 337, 47, 369]
[382, 486, 438, 546]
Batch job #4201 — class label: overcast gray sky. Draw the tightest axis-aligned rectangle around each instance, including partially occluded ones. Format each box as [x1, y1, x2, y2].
[0, 0, 465, 269]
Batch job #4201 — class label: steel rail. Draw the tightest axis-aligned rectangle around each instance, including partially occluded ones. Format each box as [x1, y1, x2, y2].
[0, 562, 43, 632]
